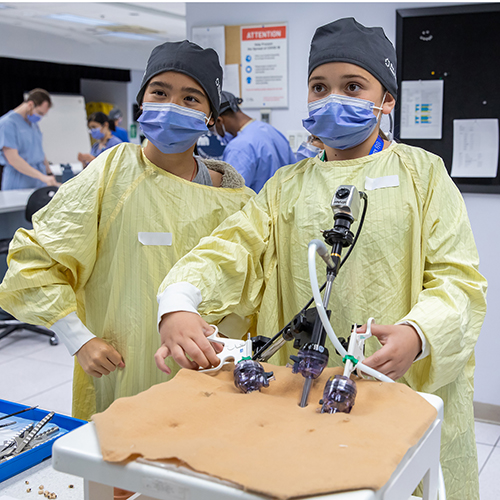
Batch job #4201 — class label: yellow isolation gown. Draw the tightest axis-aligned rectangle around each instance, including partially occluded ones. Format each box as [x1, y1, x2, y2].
[161, 142, 487, 500]
[0, 143, 254, 421]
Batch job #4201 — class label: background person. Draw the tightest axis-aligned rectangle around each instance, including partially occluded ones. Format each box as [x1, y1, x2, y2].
[109, 108, 130, 142]
[215, 91, 296, 192]
[0, 88, 58, 190]
[155, 18, 486, 500]
[77, 112, 122, 168]
[295, 134, 324, 161]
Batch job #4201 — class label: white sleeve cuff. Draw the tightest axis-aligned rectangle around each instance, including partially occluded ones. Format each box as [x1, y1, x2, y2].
[157, 282, 202, 329]
[396, 320, 430, 362]
[50, 311, 96, 356]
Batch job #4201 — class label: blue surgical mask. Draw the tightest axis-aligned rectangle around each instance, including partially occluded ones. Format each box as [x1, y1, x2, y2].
[216, 122, 234, 146]
[28, 113, 42, 124]
[138, 102, 211, 154]
[90, 127, 105, 140]
[302, 93, 385, 150]
[295, 141, 322, 161]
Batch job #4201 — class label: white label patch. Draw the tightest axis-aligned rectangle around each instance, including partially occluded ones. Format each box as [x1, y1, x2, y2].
[364, 175, 400, 191]
[138, 232, 172, 246]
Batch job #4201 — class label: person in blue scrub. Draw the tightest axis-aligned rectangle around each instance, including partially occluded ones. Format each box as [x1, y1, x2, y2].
[109, 108, 129, 142]
[215, 91, 296, 192]
[295, 135, 325, 161]
[0, 88, 59, 190]
[77, 112, 122, 168]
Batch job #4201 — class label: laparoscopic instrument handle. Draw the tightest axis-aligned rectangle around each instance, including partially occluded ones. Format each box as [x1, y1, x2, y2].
[198, 326, 252, 373]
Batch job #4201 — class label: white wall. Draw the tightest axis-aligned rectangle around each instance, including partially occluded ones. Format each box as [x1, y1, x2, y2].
[80, 79, 129, 125]
[462, 194, 500, 406]
[186, 2, 500, 407]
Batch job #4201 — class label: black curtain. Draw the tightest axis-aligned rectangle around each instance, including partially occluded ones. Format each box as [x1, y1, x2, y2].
[0, 57, 131, 116]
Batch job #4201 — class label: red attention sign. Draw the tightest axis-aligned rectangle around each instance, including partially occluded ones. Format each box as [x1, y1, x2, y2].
[242, 26, 287, 41]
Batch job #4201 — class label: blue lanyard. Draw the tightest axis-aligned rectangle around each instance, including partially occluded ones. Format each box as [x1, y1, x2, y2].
[321, 135, 384, 162]
[369, 135, 384, 155]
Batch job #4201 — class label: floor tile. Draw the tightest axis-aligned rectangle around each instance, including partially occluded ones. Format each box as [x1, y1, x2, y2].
[477, 443, 494, 472]
[479, 446, 500, 500]
[0, 457, 83, 499]
[475, 421, 500, 446]
[0, 350, 11, 363]
[19, 379, 73, 416]
[0, 356, 73, 403]
[25, 341, 74, 368]
[0, 329, 57, 359]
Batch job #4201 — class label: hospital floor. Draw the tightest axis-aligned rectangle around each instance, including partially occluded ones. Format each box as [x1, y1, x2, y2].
[1, 330, 500, 499]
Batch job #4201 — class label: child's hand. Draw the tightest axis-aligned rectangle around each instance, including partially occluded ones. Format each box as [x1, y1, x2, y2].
[155, 312, 221, 374]
[75, 338, 125, 378]
[358, 323, 422, 381]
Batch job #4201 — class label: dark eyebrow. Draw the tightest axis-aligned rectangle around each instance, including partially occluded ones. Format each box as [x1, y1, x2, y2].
[181, 87, 206, 99]
[340, 74, 371, 83]
[146, 81, 206, 99]
[147, 81, 172, 90]
[308, 75, 327, 83]
[308, 74, 371, 84]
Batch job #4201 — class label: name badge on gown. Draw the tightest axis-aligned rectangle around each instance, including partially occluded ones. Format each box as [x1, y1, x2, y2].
[138, 232, 172, 246]
[364, 175, 399, 191]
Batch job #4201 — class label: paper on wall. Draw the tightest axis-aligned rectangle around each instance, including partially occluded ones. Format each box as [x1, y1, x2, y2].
[451, 119, 499, 178]
[224, 64, 240, 97]
[400, 80, 444, 139]
[191, 26, 225, 68]
[240, 24, 288, 109]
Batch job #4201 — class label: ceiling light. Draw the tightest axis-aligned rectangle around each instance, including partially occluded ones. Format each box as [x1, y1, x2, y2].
[101, 32, 160, 41]
[46, 14, 116, 26]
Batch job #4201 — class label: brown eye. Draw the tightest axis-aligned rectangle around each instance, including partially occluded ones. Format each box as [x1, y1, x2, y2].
[347, 83, 361, 92]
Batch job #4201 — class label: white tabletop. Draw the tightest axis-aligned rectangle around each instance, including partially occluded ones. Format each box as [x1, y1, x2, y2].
[0, 189, 36, 214]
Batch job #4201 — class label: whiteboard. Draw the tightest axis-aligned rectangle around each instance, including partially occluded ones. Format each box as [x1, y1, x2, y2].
[38, 94, 91, 165]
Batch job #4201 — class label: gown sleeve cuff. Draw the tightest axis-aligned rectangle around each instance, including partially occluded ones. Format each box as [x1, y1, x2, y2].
[50, 311, 96, 356]
[157, 282, 202, 329]
[396, 320, 430, 362]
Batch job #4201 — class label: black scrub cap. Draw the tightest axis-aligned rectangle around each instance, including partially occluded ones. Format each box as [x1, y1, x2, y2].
[308, 18, 398, 99]
[136, 40, 223, 119]
[108, 108, 122, 121]
[219, 91, 243, 115]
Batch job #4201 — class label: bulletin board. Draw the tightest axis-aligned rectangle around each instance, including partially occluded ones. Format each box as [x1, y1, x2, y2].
[395, 3, 500, 194]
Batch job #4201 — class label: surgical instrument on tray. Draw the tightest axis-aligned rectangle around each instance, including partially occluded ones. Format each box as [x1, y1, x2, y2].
[0, 405, 38, 421]
[0, 411, 56, 461]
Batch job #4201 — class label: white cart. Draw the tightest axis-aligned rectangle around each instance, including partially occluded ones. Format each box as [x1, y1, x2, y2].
[53, 393, 443, 500]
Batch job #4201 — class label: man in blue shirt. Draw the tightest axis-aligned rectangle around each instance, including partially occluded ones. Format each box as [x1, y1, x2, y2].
[109, 108, 130, 143]
[0, 88, 58, 190]
[214, 91, 295, 192]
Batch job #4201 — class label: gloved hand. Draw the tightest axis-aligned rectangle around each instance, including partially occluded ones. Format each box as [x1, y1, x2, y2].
[359, 323, 422, 381]
[75, 338, 125, 378]
[155, 311, 221, 374]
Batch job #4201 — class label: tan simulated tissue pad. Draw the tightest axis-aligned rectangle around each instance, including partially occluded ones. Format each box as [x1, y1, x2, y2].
[92, 364, 437, 499]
